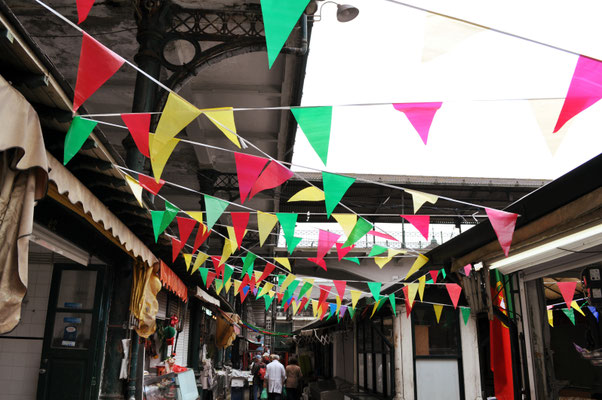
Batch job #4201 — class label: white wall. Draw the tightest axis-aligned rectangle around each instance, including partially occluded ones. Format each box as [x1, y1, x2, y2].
[459, 314, 482, 400]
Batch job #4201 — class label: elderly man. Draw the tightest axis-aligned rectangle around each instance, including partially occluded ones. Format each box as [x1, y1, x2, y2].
[264, 354, 286, 400]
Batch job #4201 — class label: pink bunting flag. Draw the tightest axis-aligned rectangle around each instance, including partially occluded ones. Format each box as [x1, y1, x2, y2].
[402, 285, 412, 317]
[429, 270, 439, 283]
[211, 256, 224, 279]
[392, 102, 443, 145]
[121, 113, 151, 157]
[206, 271, 217, 289]
[258, 262, 276, 282]
[400, 215, 430, 241]
[318, 285, 331, 306]
[76, 0, 95, 24]
[192, 225, 211, 253]
[557, 281, 577, 308]
[234, 152, 269, 203]
[317, 230, 340, 259]
[176, 217, 197, 246]
[73, 33, 125, 111]
[335, 243, 354, 260]
[445, 283, 462, 309]
[171, 237, 184, 262]
[249, 161, 294, 199]
[485, 208, 518, 257]
[463, 264, 472, 277]
[138, 173, 165, 195]
[308, 257, 327, 271]
[367, 230, 399, 241]
[231, 212, 250, 249]
[333, 280, 347, 299]
[554, 55, 602, 133]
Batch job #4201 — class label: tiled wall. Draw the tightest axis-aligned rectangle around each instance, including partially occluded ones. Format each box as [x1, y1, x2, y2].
[0, 263, 53, 400]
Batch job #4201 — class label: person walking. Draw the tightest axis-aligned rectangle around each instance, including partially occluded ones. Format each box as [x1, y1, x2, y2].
[251, 355, 266, 400]
[264, 354, 286, 400]
[285, 357, 303, 400]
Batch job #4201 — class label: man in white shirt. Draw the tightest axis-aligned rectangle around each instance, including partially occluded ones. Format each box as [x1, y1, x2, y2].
[264, 354, 286, 400]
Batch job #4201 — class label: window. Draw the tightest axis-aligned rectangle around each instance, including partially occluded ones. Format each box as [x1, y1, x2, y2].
[356, 317, 394, 396]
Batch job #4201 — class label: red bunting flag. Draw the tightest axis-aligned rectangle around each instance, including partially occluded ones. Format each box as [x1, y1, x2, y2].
[335, 243, 354, 260]
[557, 281, 577, 308]
[554, 55, 602, 133]
[446, 283, 462, 309]
[138, 173, 165, 195]
[258, 262, 276, 282]
[392, 102, 442, 145]
[367, 230, 399, 241]
[308, 257, 327, 271]
[249, 161, 294, 199]
[171, 237, 184, 262]
[211, 256, 225, 279]
[73, 33, 125, 111]
[249, 276, 257, 292]
[231, 212, 250, 249]
[206, 271, 217, 289]
[234, 152, 269, 203]
[192, 224, 211, 253]
[176, 217, 197, 246]
[76, 0, 95, 24]
[121, 113, 151, 157]
[317, 229, 340, 259]
[299, 297, 309, 310]
[485, 208, 518, 257]
[402, 285, 412, 317]
[333, 280, 347, 299]
[318, 285, 331, 306]
[283, 298, 291, 312]
[400, 215, 430, 241]
[276, 292, 284, 303]
[429, 270, 439, 283]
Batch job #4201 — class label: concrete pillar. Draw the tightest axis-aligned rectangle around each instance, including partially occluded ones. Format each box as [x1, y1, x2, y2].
[399, 305, 414, 400]
[393, 306, 404, 400]
[459, 313, 482, 400]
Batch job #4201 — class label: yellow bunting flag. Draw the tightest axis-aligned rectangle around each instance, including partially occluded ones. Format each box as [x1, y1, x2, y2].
[254, 271, 263, 281]
[418, 275, 426, 301]
[224, 278, 232, 293]
[149, 134, 180, 183]
[375, 256, 392, 269]
[258, 282, 274, 298]
[547, 309, 554, 327]
[234, 280, 242, 295]
[215, 279, 224, 295]
[288, 187, 325, 202]
[292, 299, 301, 315]
[268, 290, 275, 298]
[351, 290, 362, 309]
[433, 304, 443, 323]
[257, 211, 278, 246]
[389, 249, 406, 257]
[203, 107, 241, 148]
[227, 226, 246, 249]
[183, 254, 193, 271]
[274, 257, 291, 271]
[408, 283, 419, 306]
[332, 213, 357, 238]
[155, 92, 202, 143]
[571, 301, 586, 316]
[187, 212, 204, 224]
[405, 254, 429, 279]
[280, 274, 296, 293]
[336, 296, 342, 314]
[124, 175, 144, 207]
[404, 189, 438, 213]
[312, 300, 319, 318]
[191, 252, 209, 274]
[219, 239, 234, 266]
[371, 300, 380, 318]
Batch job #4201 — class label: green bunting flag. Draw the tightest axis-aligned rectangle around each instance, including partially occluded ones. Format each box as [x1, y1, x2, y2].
[151, 201, 179, 242]
[64, 117, 97, 165]
[367, 282, 382, 301]
[389, 293, 396, 316]
[277, 274, 286, 287]
[377, 296, 387, 311]
[460, 306, 471, 325]
[151, 211, 165, 242]
[204, 195, 229, 230]
[368, 245, 388, 257]
[291, 106, 333, 166]
[322, 172, 356, 218]
[343, 257, 360, 265]
[348, 307, 355, 319]
[199, 267, 209, 285]
[260, 0, 310, 68]
[241, 253, 256, 278]
[264, 294, 275, 310]
[298, 281, 313, 299]
[277, 213, 298, 241]
[563, 308, 576, 325]
[343, 217, 372, 247]
[223, 264, 234, 284]
[287, 236, 303, 254]
[440, 268, 446, 279]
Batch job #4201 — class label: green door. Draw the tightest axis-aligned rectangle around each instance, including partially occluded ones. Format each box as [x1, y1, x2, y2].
[37, 264, 107, 400]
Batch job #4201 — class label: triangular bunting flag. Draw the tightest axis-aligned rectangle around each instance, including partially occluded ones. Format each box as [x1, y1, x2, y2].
[73, 33, 125, 111]
[154, 92, 201, 143]
[446, 283, 462, 309]
[258, 262, 276, 282]
[340, 304, 347, 319]
[199, 268, 209, 285]
[219, 239, 234, 266]
[369, 245, 388, 257]
[121, 113, 151, 157]
[332, 213, 357, 238]
[308, 257, 327, 271]
[215, 279, 224, 295]
[138, 173, 165, 195]
[392, 102, 442, 145]
[571, 301, 585, 317]
[276, 213, 298, 241]
[367, 282, 382, 301]
[192, 223, 211, 253]
[206, 271, 217, 289]
[317, 230, 340, 259]
[233, 280, 242, 295]
[529, 99, 571, 155]
[298, 280, 314, 299]
[292, 299, 302, 315]
[241, 253, 256, 278]
[291, 106, 333, 165]
[400, 215, 430, 241]
[460, 306, 471, 325]
[257, 211, 278, 246]
[279, 274, 297, 293]
[274, 257, 292, 272]
[64, 117, 98, 165]
[405, 254, 429, 279]
[433, 304, 443, 323]
[557, 281, 578, 308]
[404, 189, 438, 213]
[389, 293, 396, 315]
[183, 254, 193, 271]
[171, 237, 184, 262]
[204, 195, 229, 230]
[587, 306, 599, 321]
[318, 285, 331, 305]
[192, 252, 209, 274]
[374, 256, 393, 269]
[367, 230, 399, 241]
[333, 280, 347, 300]
[547, 309, 554, 327]
[149, 134, 180, 183]
[249, 161, 294, 199]
[402, 285, 412, 317]
[258, 282, 273, 298]
[124, 175, 144, 207]
[288, 186, 325, 202]
[203, 107, 241, 148]
[554, 55, 602, 133]
[343, 257, 360, 265]
[370, 299, 381, 318]
[235, 153, 269, 203]
[76, 0, 95, 24]
[485, 208, 518, 257]
[287, 236, 303, 254]
[429, 270, 439, 283]
[342, 217, 372, 248]
[440, 268, 446, 279]
[562, 308, 575, 325]
[350, 290, 361, 309]
[408, 283, 419, 306]
[463, 264, 472, 277]
[176, 217, 197, 246]
[312, 300, 319, 318]
[335, 243, 354, 260]
[348, 306, 356, 319]
[223, 264, 234, 285]
[322, 172, 355, 218]
[231, 212, 250, 249]
[260, 0, 310, 68]
[240, 285, 250, 303]
[418, 275, 426, 301]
